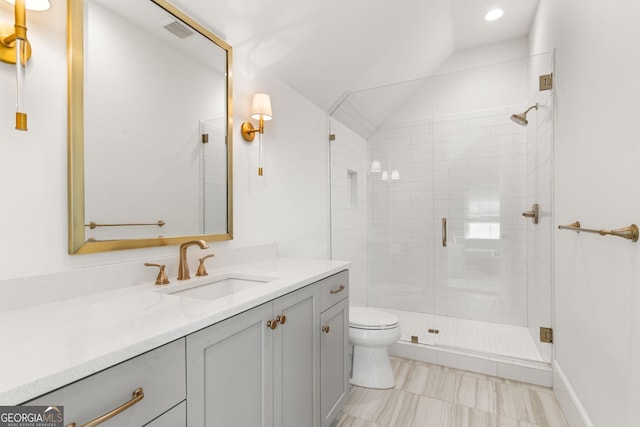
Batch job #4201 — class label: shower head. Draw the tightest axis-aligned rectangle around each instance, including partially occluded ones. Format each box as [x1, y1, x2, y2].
[510, 104, 538, 127]
[510, 113, 529, 126]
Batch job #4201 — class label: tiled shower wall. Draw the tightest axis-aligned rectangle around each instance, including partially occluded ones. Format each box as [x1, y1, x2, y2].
[367, 119, 436, 314]
[367, 106, 530, 326]
[330, 119, 368, 305]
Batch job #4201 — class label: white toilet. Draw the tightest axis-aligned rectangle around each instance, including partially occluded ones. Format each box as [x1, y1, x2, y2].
[349, 306, 401, 389]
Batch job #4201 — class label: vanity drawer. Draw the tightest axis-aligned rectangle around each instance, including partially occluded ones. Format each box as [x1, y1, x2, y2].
[319, 270, 349, 312]
[26, 338, 186, 427]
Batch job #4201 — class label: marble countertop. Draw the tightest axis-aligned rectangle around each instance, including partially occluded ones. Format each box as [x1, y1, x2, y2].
[0, 257, 350, 404]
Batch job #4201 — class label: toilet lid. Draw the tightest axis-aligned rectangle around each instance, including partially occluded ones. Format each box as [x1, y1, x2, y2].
[349, 306, 399, 329]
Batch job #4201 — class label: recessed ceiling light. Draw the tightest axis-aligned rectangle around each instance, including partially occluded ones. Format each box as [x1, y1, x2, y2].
[484, 8, 504, 21]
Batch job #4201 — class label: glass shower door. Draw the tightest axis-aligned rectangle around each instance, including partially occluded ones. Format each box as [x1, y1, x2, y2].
[429, 57, 532, 355]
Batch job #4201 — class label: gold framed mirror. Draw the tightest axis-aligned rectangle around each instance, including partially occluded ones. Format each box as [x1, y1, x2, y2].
[68, 0, 233, 254]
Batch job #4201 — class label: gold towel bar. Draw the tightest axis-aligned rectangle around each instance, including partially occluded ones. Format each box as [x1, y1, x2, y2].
[85, 220, 165, 229]
[558, 221, 639, 242]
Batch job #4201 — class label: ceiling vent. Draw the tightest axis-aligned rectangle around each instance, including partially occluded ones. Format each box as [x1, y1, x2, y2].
[163, 21, 194, 39]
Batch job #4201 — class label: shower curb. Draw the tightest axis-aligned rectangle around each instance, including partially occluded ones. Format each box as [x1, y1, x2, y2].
[390, 340, 553, 387]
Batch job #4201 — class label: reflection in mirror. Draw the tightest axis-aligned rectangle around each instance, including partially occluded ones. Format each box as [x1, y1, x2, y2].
[68, 0, 233, 254]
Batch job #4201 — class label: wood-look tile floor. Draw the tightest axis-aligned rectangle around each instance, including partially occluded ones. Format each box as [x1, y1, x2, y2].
[334, 357, 567, 427]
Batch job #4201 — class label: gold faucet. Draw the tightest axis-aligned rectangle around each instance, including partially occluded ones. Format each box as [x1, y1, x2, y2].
[177, 240, 209, 280]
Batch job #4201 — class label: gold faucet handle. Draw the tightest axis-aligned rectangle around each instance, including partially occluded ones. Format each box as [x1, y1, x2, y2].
[196, 254, 215, 277]
[144, 263, 170, 285]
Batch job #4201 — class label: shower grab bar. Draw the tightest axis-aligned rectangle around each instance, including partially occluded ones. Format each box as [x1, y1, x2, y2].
[442, 217, 447, 247]
[558, 221, 639, 242]
[85, 220, 166, 229]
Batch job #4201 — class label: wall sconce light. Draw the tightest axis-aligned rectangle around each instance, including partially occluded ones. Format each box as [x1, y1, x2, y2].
[0, 0, 50, 131]
[241, 93, 272, 176]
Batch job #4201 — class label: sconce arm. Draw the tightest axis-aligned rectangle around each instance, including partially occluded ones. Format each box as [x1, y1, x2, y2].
[241, 116, 265, 142]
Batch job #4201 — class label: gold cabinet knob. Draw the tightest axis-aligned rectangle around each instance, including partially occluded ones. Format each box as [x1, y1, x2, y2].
[267, 319, 278, 330]
[277, 314, 286, 325]
[322, 325, 330, 334]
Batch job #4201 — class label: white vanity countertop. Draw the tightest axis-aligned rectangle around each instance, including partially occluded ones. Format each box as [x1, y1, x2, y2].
[0, 257, 350, 404]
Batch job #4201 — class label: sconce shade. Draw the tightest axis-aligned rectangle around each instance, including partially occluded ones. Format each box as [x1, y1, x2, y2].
[250, 93, 272, 120]
[5, 0, 51, 11]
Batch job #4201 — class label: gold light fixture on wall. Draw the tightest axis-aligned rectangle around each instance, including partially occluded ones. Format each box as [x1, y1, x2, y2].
[0, 0, 50, 131]
[241, 93, 272, 176]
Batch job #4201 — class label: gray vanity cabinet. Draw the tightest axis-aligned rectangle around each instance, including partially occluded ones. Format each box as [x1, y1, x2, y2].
[186, 284, 320, 427]
[319, 271, 349, 427]
[20, 269, 348, 427]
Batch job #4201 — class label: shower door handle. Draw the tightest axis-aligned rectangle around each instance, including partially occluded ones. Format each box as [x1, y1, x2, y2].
[442, 217, 447, 247]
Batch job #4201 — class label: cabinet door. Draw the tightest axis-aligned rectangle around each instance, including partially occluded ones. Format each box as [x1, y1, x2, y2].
[186, 302, 273, 427]
[320, 298, 349, 427]
[273, 285, 320, 427]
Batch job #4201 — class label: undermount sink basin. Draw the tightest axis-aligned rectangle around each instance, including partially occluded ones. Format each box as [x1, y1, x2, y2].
[160, 274, 276, 301]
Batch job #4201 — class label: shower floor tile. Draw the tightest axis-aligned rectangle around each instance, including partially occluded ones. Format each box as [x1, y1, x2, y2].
[376, 307, 544, 362]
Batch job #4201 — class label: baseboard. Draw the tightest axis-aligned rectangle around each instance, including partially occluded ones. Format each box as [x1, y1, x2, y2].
[553, 361, 594, 427]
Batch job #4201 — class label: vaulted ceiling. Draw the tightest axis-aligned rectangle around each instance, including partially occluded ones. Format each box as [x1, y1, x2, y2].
[172, 0, 539, 113]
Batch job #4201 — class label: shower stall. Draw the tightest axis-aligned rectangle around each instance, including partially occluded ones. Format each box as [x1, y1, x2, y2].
[329, 53, 554, 373]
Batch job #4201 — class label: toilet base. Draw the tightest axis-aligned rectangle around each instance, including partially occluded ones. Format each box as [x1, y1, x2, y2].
[350, 345, 395, 389]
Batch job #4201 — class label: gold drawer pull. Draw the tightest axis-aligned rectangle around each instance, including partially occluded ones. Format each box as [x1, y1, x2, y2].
[267, 319, 278, 330]
[322, 325, 330, 333]
[66, 387, 144, 427]
[329, 285, 345, 294]
[277, 314, 287, 325]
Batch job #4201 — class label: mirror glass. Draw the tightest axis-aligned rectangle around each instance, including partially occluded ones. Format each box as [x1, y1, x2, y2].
[68, 0, 233, 254]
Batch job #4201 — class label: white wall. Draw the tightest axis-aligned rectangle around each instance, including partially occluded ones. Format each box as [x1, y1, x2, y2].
[0, 1, 329, 281]
[531, 1, 640, 426]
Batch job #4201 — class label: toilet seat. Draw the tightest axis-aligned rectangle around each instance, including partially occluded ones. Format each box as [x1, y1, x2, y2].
[349, 306, 399, 330]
